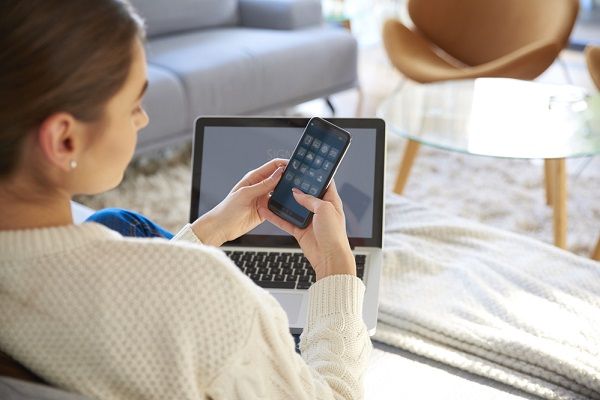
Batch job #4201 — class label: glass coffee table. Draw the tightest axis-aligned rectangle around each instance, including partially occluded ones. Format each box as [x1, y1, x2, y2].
[378, 78, 600, 249]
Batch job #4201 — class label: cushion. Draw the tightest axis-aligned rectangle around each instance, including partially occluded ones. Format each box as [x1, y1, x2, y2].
[146, 26, 357, 119]
[239, 0, 322, 30]
[129, 0, 239, 38]
[136, 64, 189, 152]
[0, 377, 89, 400]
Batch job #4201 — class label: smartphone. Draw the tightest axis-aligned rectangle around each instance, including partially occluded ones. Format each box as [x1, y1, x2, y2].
[268, 117, 352, 228]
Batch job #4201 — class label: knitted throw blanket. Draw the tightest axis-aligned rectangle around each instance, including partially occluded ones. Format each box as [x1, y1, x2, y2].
[374, 195, 600, 400]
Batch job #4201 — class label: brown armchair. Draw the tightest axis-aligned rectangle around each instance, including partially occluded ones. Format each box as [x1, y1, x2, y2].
[382, 0, 579, 84]
[381, 0, 580, 203]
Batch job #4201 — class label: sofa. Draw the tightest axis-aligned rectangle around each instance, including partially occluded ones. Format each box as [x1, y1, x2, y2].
[129, 0, 359, 154]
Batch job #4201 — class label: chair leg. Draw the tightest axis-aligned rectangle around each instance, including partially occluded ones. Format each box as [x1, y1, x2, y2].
[592, 236, 600, 261]
[393, 139, 420, 194]
[544, 159, 555, 206]
[550, 158, 568, 249]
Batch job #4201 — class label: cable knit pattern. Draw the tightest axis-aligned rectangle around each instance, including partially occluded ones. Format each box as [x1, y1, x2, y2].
[375, 195, 600, 400]
[0, 223, 370, 399]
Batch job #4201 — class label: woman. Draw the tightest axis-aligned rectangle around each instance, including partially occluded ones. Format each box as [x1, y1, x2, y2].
[0, 0, 371, 399]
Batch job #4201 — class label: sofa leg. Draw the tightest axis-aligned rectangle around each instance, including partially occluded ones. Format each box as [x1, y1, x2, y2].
[355, 87, 364, 117]
[325, 97, 336, 116]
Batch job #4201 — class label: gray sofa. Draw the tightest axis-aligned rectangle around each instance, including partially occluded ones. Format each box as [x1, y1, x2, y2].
[131, 0, 359, 154]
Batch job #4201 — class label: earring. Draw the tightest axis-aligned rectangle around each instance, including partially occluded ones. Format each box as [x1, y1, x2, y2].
[69, 160, 78, 170]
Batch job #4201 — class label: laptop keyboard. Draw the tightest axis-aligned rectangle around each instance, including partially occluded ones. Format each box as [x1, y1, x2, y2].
[224, 250, 366, 290]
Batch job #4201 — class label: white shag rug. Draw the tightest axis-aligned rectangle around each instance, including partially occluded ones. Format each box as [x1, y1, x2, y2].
[75, 134, 600, 258]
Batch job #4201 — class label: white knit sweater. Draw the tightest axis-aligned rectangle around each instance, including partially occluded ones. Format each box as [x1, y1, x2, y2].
[0, 222, 371, 399]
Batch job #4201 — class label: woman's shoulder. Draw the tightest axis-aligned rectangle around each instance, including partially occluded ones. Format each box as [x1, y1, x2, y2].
[2, 221, 258, 302]
[83, 223, 251, 288]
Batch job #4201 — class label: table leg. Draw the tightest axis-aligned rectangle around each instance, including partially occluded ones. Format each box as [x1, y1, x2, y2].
[393, 139, 420, 194]
[544, 159, 555, 206]
[593, 236, 600, 261]
[550, 158, 567, 249]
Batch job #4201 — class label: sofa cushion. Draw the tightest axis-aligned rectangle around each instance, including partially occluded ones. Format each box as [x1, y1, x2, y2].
[239, 0, 322, 30]
[146, 27, 357, 120]
[130, 0, 239, 38]
[136, 64, 189, 153]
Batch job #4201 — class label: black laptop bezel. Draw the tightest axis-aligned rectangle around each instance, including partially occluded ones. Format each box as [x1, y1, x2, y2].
[190, 117, 385, 249]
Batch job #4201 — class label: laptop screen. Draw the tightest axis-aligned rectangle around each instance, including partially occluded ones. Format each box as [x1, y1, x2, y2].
[190, 118, 385, 248]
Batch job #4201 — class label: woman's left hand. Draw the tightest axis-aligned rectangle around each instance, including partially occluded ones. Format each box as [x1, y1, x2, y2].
[190, 159, 287, 246]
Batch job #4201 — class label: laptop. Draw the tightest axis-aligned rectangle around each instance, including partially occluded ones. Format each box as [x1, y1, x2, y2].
[190, 117, 385, 335]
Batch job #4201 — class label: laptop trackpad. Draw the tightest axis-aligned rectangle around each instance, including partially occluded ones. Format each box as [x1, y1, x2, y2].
[272, 293, 303, 324]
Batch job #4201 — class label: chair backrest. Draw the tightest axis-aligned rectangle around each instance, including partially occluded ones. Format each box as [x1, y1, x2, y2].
[408, 0, 579, 66]
[585, 46, 600, 91]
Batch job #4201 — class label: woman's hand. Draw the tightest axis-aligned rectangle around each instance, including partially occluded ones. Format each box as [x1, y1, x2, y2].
[258, 181, 356, 281]
[191, 159, 287, 246]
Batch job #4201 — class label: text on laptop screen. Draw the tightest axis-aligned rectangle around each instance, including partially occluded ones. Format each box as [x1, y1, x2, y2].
[198, 126, 377, 238]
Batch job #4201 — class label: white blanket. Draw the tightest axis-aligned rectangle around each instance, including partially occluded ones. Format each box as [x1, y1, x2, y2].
[375, 195, 600, 400]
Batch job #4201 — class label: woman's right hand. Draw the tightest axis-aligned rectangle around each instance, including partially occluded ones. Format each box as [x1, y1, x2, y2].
[258, 181, 356, 281]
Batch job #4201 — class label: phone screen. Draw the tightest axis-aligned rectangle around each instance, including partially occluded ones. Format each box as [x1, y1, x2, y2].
[268, 117, 351, 228]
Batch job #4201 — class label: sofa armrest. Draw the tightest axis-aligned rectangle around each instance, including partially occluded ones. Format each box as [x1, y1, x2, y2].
[239, 0, 322, 30]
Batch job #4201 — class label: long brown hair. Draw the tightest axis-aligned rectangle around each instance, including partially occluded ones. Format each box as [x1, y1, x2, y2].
[0, 0, 145, 179]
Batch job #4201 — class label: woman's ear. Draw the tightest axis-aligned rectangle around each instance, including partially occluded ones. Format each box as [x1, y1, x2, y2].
[36, 112, 82, 172]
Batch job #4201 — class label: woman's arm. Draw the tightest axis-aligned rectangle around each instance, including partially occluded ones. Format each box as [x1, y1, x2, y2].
[205, 270, 371, 400]
[170, 159, 287, 247]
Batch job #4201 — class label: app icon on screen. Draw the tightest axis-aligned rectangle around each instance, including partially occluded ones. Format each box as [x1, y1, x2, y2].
[314, 156, 324, 168]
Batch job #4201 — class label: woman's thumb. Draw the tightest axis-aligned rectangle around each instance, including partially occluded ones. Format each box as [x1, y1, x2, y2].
[291, 188, 321, 213]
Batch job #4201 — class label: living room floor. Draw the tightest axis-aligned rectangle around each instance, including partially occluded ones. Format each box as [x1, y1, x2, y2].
[77, 13, 600, 258]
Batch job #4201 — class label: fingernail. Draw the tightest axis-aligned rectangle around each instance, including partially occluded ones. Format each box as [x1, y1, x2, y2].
[291, 188, 301, 194]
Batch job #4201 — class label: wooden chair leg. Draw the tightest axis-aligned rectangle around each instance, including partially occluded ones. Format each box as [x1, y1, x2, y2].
[393, 139, 420, 194]
[544, 159, 555, 206]
[592, 236, 600, 261]
[550, 158, 567, 249]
